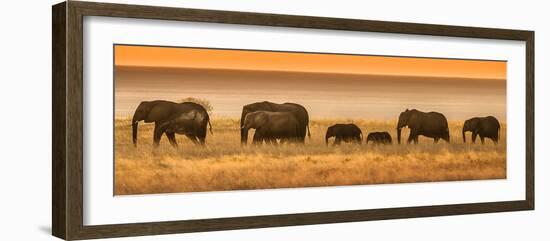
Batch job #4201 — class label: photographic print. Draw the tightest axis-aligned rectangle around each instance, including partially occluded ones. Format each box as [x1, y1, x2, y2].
[114, 44, 506, 195]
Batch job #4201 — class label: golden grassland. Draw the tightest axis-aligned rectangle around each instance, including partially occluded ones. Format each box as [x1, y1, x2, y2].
[114, 118, 506, 195]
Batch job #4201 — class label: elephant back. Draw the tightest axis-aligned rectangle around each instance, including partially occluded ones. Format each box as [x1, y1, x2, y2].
[145, 101, 179, 123]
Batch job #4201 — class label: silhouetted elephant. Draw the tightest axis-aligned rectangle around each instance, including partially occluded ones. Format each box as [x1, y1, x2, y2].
[132, 100, 212, 147]
[325, 124, 362, 146]
[160, 109, 214, 145]
[396, 109, 449, 144]
[241, 111, 300, 145]
[240, 101, 310, 145]
[366, 131, 392, 145]
[462, 116, 500, 144]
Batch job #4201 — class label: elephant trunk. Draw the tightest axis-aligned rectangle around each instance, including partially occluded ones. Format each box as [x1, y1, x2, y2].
[397, 127, 402, 144]
[240, 110, 248, 145]
[241, 126, 250, 145]
[132, 118, 139, 147]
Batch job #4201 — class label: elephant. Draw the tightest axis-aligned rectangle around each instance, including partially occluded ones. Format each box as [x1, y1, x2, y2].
[366, 131, 392, 145]
[240, 101, 310, 145]
[462, 116, 500, 144]
[159, 108, 214, 145]
[396, 109, 449, 144]
[132, 100, 212, 147]
[325, 124, 362, 146]
[241, 111, 300, 145]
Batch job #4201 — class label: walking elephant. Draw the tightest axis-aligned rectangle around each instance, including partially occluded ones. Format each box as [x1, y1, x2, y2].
[241, 111, 300, 145]
[462, 116, 500, 144]
[325, 124, 362, 146]
[396, 109, 450, 144]
[132, 100, 212, 147]
[240, 101, 310, 145]
[366, 131, 392, 145]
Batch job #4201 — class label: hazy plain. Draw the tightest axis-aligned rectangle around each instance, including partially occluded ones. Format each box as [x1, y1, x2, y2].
[115, 66, 506, 120]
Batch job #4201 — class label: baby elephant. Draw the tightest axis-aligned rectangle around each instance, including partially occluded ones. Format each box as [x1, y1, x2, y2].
[462, 116, 500, 144]
[366, 131, 392, 145]
[325, 124, 362, 146]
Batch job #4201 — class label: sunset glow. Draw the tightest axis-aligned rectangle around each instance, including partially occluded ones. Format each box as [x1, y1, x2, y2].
[115, 45, 506, 79]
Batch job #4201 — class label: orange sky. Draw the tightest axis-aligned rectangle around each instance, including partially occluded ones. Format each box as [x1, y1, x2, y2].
[114, 45, 506, 79]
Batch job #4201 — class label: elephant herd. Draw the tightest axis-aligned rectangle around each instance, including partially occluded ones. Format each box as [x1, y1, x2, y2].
[240, 101, 310, 144]
[131, 100, 501, 148]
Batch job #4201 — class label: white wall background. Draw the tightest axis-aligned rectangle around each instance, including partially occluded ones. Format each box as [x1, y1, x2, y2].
[0, 0, 547, 240]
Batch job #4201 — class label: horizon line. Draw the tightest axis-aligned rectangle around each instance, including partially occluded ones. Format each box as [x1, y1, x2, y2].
[115, 64, 506, 81]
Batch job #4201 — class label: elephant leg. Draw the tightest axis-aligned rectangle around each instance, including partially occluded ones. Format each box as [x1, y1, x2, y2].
[333, 137, 342, 146]
[472, 131, 478, 143]
[480, 136, 485, 144]
[195, 125, 207, 146]
[165, 132, 178, 148]
[407, 132, 416, 144]
[153, 125, 165, 147]
[356, 135, 362, 144]
[298, 129, 306, 144]
[252, 131, 263, 145]
[185, 134, 199, 145]
[197, 137, 206, 146]
[194, 124, 206, 146]
[283, 137, 290, 145]
[241, 128, 252, 145]
[434, 137, 440, 143]
[286, 136, 295, 144]
[266, 137, 276, 145]
[298, 125, 306, 143]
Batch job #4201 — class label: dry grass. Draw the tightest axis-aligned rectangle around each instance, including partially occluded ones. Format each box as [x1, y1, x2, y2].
[115, 118, 506, 195]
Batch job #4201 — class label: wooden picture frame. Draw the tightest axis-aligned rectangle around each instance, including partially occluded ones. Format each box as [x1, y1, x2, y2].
[52, 1, 534, 240]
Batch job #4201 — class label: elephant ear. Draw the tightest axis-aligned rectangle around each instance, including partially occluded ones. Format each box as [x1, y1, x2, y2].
[325, 126, 334, 137]
[144, 102, 173, 122]
[255, 112, 269, 127]
[407, 111, 417, 123]
[470, 118, 481, 129]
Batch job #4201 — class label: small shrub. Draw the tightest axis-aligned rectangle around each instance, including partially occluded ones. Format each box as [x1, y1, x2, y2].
[180, 97, 213, 114]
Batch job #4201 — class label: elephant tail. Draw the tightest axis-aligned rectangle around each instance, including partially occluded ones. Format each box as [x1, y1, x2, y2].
[132, 121, 138, 147]
[307, 124, 311, 139]
[208, 119, 213, 135]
